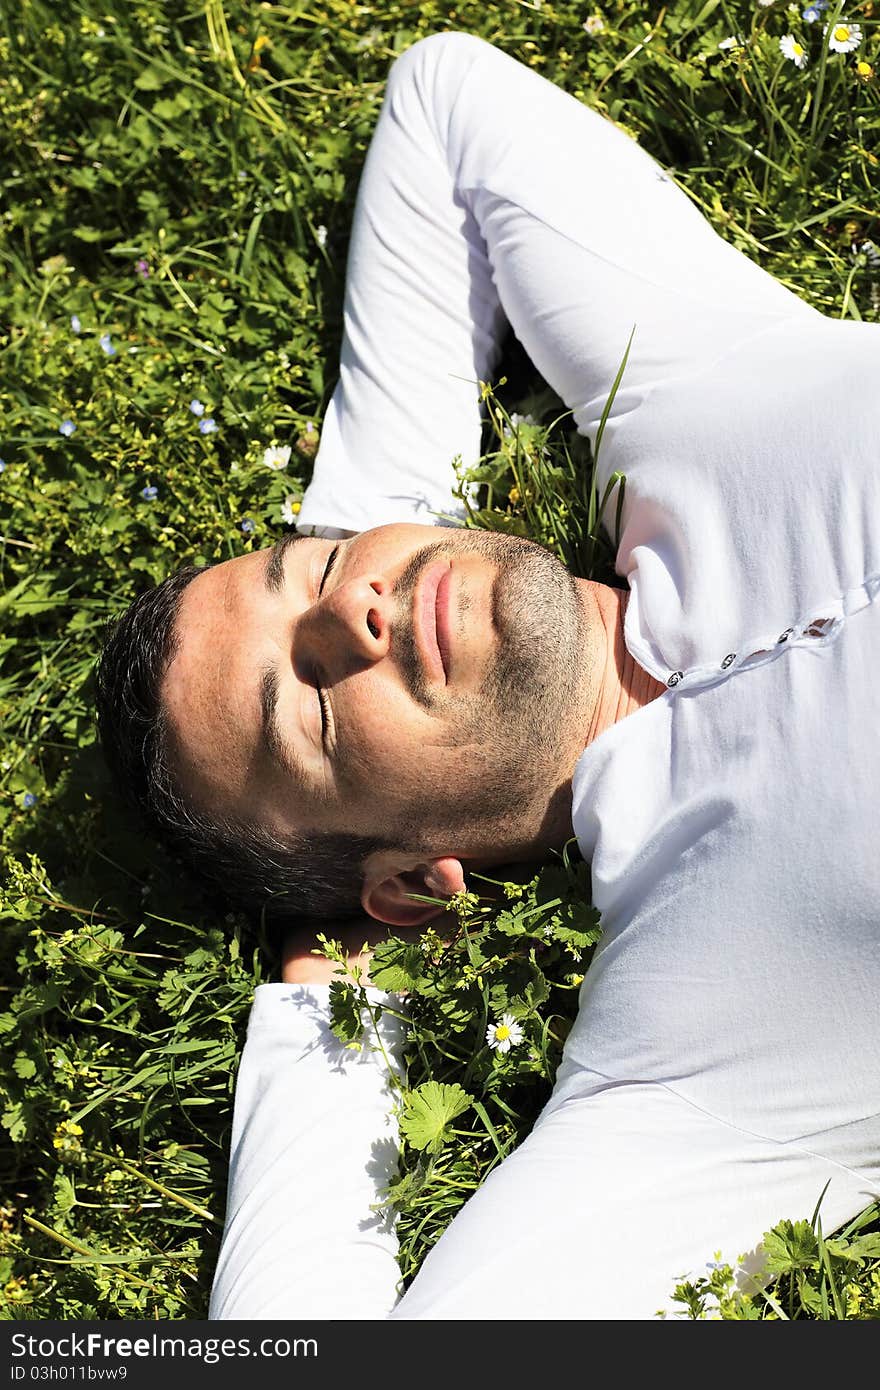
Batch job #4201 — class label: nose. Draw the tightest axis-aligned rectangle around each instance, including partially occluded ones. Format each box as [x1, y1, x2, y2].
[295, 573, 393, 677]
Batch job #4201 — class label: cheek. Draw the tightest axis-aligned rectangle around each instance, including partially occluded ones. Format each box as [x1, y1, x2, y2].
[342, 682, 424, 777]
[340, 677, 483, 788]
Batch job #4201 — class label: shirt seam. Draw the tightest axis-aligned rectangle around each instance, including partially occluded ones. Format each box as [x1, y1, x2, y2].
[659, 1081, 880, 1191]
[553, 1070, 880, 1192]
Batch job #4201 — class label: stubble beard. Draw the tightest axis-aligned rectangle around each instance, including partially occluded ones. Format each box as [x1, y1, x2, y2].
[390, 531, 590, 848]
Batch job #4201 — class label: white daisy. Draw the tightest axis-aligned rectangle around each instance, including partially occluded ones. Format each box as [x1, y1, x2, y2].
[486, 1013, 525, 1054]
[780, 34, 809, 67]
[826, 20, 862, 52]
[502, 410, 537, 439]
[718, 34, 744, 51]
[280, 494, 301, 526]
[262, 444, 292, 470]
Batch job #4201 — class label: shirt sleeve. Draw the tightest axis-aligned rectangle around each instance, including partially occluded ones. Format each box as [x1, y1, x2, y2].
[208, 982, 407, 1320]
[298, 31, 813, 537]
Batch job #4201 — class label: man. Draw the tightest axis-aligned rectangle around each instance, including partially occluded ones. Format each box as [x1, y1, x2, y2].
[95, 33, 880, 1318]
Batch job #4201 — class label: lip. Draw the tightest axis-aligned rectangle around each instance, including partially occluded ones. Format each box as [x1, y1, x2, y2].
[435, 566, 453, 679]
[415, 560, 451, 684]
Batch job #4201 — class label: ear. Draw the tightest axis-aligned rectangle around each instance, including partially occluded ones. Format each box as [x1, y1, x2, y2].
[360, 854, 466, 928]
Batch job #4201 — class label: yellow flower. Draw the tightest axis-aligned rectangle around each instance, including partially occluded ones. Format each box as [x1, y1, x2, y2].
[508, 485, 521, 505]
[246, 34, 271, 72]
[53, 1119, 84, 1163]
[855, 59, 874, 79]
[52, 1120, 83, 1146]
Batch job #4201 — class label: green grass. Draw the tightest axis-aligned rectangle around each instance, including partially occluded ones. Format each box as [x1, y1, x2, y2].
[1, 0, 878, 1319]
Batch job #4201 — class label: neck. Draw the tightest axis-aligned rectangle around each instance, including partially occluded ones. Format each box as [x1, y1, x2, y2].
[461, 580, 667, 873]
[580, 581, 666, 746]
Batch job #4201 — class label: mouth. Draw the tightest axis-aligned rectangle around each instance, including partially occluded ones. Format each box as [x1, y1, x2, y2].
[415, 559, 452, 684]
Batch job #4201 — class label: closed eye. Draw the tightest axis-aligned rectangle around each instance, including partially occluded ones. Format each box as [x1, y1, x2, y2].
[317, 684, 333, 744]
[319, 544, 340, 595]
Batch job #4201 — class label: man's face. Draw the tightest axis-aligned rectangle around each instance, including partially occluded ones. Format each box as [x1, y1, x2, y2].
[162, 523, 592, 860]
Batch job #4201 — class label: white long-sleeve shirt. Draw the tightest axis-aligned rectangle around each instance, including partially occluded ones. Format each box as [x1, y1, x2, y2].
[209, 33, 880, 1320]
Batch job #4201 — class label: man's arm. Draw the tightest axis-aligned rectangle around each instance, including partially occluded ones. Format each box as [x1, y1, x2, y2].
[212, 899, 474, 1320]
[298, 32, 810, 538]
[208, 942, 406, 1320]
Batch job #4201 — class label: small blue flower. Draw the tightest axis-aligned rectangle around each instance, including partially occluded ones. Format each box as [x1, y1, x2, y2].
[240, 517, 255, 534]
[0, 459, 5, 473]
[802, 0, 827, 20]
[99, 333, 117, 356]
[199, 417, 217, 435]
[70, 314, 82, 334]
[59, 419, 76, 437]
[189, 399, 205, 416]
[22, 792, 37, 809]
[140, 485, 158, 501]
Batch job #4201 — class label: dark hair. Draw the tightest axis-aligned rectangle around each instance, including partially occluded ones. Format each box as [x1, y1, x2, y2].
[94, 566, 388, 924]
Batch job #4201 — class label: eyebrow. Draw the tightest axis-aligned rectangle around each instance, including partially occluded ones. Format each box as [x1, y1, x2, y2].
[258, 533, 314, 788]
[259, 664, 308, 791]
[264, 530, 308, 594]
